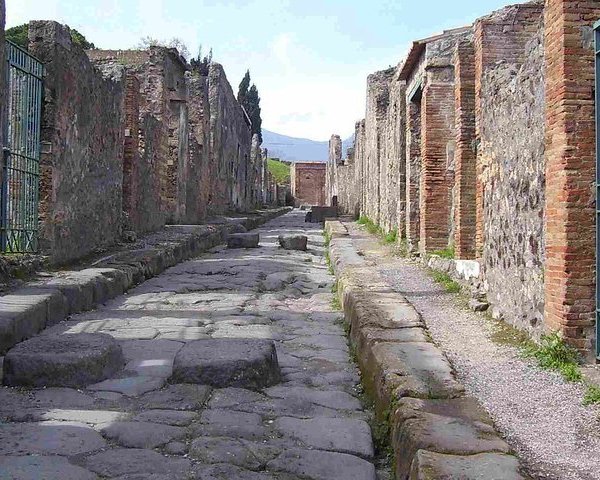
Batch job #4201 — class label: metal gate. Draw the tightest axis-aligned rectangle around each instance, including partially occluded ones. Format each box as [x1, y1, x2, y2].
[1, 41, 43, 253]
[595, 20, 600, 359]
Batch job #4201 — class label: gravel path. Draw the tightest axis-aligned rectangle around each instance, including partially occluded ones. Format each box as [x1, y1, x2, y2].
[347, 224, 600, 480]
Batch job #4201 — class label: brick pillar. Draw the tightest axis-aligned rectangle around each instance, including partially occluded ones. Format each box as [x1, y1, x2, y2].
[405, 100, 421, 252]
[454, 40, 477, 259]
[544, 0, 599, 356]
[420, 79, 455, 254]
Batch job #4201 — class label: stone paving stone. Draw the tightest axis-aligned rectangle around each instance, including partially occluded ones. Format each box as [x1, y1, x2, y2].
[267, 448, 377, 480]
[0, 421, 106, 455]
[227, 232, 260, 248]
[99, 421, 185, 448]
[84, 448, 191, 477]
[87, 375, 165, 397]
[0, 455, 98, 480]
[3, 333, 124, 388]
[195, 408, 267, 439]
[275, 416, 374, 459]
[132, 409, 196, 426]
[170, 338, 280, 389]
[138, 383, 212, 410]
[193, 463, 278, 479]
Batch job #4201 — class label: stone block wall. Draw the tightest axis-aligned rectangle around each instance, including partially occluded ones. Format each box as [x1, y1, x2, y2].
[479, 21, 546, 337]
[291, 162, 326, 206]
[29, 21, 125, 264]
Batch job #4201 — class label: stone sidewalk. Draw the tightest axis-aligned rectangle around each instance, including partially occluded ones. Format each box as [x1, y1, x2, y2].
[0, 210, 380, 480]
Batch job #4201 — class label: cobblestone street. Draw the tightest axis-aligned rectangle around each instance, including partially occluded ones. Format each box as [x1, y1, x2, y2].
[0, 211, 378, 480]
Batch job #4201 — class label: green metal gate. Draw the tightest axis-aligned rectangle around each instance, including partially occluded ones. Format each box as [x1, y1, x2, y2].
[1, 41, 43, 253]
[595, 20, 600, 359]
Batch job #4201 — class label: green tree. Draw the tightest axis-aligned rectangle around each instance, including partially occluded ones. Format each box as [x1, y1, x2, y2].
[237, 70, 262, 143]
[6, 24, 95, 50]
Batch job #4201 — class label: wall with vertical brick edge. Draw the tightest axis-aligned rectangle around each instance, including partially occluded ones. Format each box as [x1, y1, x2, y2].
[0, 0, 5, 168]
[29, 21, 125, 265]
[480, 21, 546, 337]
[544, 0, 599, 358]
[291, 162, 326, 206]
[326, 133, 361, 218]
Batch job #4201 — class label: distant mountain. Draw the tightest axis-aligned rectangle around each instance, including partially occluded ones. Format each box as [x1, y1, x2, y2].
[262, 129, 354, 162]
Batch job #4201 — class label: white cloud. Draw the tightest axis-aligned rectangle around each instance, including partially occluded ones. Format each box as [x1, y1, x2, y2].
[270, 32, 294, 74]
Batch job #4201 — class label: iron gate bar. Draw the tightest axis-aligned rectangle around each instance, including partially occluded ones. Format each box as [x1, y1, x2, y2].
[1, 40, 43, 253]
[595, 20, 600, 359]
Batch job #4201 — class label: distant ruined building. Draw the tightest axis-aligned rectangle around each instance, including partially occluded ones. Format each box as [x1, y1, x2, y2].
[327, 0, 600, 360]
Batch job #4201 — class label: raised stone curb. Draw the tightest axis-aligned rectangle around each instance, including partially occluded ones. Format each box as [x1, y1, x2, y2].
[0, 207, 291, 354]
[325, 219, 527, 480]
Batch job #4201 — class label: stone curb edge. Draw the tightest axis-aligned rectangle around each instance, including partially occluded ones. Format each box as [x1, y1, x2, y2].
[0, 207, 292, 355]
[325, 219, 529, 480]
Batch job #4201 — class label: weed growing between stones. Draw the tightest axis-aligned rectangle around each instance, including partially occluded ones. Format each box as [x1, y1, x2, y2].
[357, 216, 382, 236]
[393, 238, 409, 258]
[330, 295, 342, 311]
[323, 230, 331, 247]
[430, 269, 461, 293]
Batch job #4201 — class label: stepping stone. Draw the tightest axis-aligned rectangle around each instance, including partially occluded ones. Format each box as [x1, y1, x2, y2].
[170, 338, 280, 389]
[0, 455, 98, 480]
[3, 333, 124, 388]
[278, 234, 308, 251]
[227, 233, 259, 248]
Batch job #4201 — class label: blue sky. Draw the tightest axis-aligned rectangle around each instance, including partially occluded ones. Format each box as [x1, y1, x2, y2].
[8, 0, 512, 140]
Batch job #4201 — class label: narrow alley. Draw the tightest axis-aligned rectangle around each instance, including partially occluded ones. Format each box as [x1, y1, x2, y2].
[0, 211, 381, 480]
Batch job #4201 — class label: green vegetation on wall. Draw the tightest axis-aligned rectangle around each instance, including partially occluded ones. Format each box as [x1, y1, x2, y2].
[6, 23, 96, 50]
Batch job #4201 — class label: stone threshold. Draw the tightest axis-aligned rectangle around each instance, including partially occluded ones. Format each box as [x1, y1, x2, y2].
[0, 207, 291, 355]
[325, 219, 528, 480]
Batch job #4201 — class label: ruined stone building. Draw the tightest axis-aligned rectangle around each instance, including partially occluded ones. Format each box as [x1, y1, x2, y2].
[327, 0, 600, 360]
[290, 162, 326, 206]
[5, 20, 278, 266]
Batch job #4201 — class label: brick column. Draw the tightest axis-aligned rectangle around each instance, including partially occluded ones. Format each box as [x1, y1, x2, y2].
[544, 0, 599, 356]
[420, 79, 455, 254]
[454, 40, 477, 259]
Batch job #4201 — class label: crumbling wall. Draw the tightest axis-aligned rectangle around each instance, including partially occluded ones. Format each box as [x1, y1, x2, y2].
[30, 21, 124, 264]
[479, 22, 545, 336]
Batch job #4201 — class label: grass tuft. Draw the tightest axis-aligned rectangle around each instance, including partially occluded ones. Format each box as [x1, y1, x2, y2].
[583, 385, 600, 405]
[523, 332, 582, 382]
[357, 216, 381, 235]
[383, 229, 398, 244]
[431, 246, 455, 259]
[430, 270, 461, 293]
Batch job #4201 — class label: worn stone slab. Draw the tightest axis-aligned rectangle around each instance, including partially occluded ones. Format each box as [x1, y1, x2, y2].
[87, 375, 165, 397]
[393, 398, 511, 479]
[170, 338, 280, 389]
[409, 450, 525, 480]
[3, 333, 124, 388]
[267, 448, 376, 480]
[132, 409, 196, 426]
[138, 383, 212, 410]
[0, 455, 98, 480]
[275, 416, 374, 459]
[84, 448, 191, 477]
[227, 232, 260, 248]
[193, 463, 277, 480]
[278, 234, 308, 251]
[0, 421, 106, 456]
[264, 385, 362, 411]
[362, 341, 464, 414]
[0, 290, 50, 354]
[100, 421, 185, 448]
[195, 408, 266, 439]
[189, 437, 280, 470]
[39, 408, 125, 424]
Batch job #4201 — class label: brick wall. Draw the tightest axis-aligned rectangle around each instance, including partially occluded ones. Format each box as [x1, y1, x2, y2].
[406, 98, 422, 251]
[420, 70, 455, 254]
[454, 40, 476, 259]
[30, 22, 124, 264]
[291, 162, 326, 206]
[544, 0, 599, 357]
